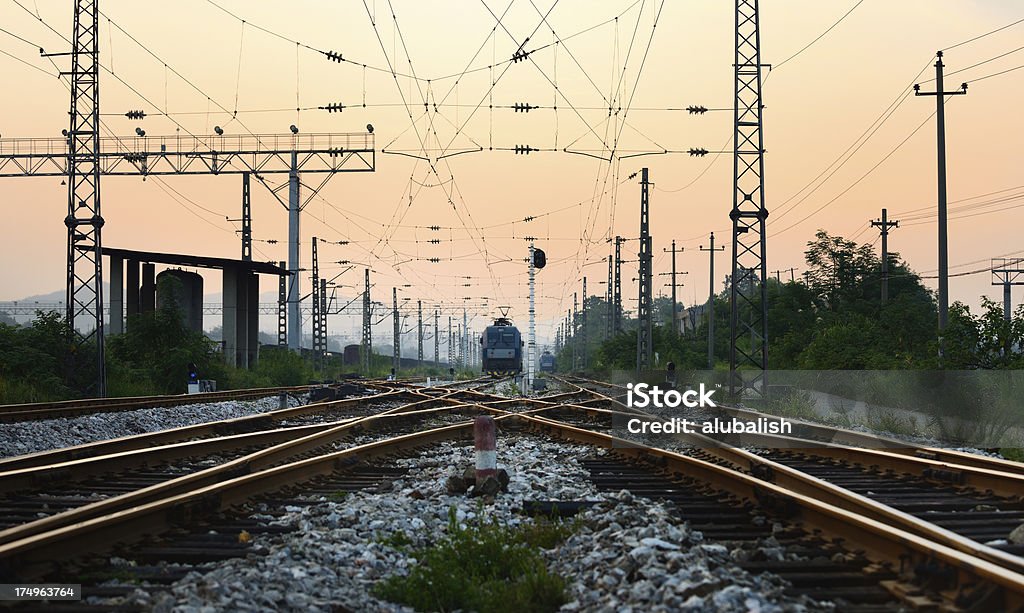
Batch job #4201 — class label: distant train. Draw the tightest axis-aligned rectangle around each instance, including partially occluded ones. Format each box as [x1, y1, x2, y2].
[539, 351, 556, 373]
[480, 317, 523, 375]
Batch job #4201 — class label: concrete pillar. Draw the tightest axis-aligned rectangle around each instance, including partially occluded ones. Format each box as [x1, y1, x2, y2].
[247, 272, 259, 367]
[236, 270, 250, 368]
[109, 255, 124, 335]
[126, 259, 140, 325]
[223, 266, 239, 368]
[141, 263, 156, 314]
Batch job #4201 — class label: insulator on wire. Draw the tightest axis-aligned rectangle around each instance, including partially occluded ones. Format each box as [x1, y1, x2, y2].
[511, 49, 530, 63]
[125, 110, 146, 120]
[428, 225, 441, 231]
[513, 144, 535, 155]
[523, 236, 536, 242]
[321, 102, 345, 113]
[688, 148, 709, 157]
[686, 105, 708, 115]
[513, 102, 536, 113]
[325, 50, 344, 63]
[427, 257, 440, 263]
[523, 216, 535, 222]
[428, 239, 440, 244]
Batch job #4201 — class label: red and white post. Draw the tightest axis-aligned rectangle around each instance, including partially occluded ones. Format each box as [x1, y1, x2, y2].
[474, 416, 497, 486]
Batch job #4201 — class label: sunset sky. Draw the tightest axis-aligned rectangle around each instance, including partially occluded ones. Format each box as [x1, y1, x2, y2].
[1, 1, 1023, 346]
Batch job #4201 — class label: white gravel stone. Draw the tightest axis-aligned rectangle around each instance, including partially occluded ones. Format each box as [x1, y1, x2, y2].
[0, 394, 307, 458]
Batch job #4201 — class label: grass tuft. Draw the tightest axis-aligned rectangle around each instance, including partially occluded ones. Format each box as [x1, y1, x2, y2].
[374, 507, 572, 612]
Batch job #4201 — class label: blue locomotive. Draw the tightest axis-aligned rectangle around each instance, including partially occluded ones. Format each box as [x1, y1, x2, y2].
[539, 351, 556, 373]
[480, 317, 523, 375]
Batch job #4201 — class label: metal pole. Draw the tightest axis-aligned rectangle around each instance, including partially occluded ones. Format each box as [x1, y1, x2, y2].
[241, 172, 252, 261]
[417, 300, 423, 366]
[572, 294, 578, 372]
[528, 242, 537, 392]
[434, 309, 440, 366]
[361, 269, 371, 373]
[637, 168, 653, 375]
[606, 255, 613, 339]
[392, 287, 399, 375]
[581, 277, 588, 370]
[671, 240, 677, 332]
[278, 261, 287, 347]
[614, 236, 623, 334]
[311, 237, 321, 370]
[287, 151, 301, 350]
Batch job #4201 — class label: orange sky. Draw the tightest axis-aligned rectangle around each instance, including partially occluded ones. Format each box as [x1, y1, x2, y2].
[1, 1, 1023, 345]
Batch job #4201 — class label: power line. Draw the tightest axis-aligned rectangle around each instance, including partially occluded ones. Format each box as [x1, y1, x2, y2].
[943, 15, 1024, 52]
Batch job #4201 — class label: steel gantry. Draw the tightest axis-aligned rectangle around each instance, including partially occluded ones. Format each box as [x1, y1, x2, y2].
[0, 126, 375, 393]
[728, 0, 770, 399]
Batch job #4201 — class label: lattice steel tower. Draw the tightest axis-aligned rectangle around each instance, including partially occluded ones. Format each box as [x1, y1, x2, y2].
[361, 269, 372, 373]
[636, 168, 653, 375]
[728, 0, 769, 398]
[64, 0, 105, 395]
[311, 237, 324, 370]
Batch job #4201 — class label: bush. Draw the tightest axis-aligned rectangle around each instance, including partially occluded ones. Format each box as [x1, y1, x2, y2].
[374, 508, 570, 612]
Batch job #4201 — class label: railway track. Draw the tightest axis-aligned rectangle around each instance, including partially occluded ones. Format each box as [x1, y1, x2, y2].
[549, 376, 1024, 574]
[0, 385, 316, 423]
[3, 377, 1024, 609]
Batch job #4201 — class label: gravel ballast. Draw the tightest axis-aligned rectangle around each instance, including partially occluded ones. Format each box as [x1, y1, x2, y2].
[0, 394, 307, 458]
[96, 435, 828, 612]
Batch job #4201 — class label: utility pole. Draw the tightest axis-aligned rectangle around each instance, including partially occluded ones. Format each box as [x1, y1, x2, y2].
[637, 168, 653, 375]
[700, 233, 725, 370]
[361, 269, 371, 373]
[581, 277, 588, 370]
[278, 261, 288, 347]
[992, 259, 1024, 323]
[915, 52, 968, 352]
[434, 309, 440, 366]
[417, 300, 424, 365]
[392, 287, 400, 375]
[729, 0, 770, 398]
[663, 241, 686, 333]
[871, 208, 900, 304]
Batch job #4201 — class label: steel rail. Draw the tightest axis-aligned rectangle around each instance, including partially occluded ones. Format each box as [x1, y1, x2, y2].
[0, 389, 475, 548]
[0, 385, 313, 422]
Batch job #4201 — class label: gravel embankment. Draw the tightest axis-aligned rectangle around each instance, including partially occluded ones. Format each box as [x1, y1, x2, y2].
[0, 394, 307, 458]
[99, 436, 828, 612]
